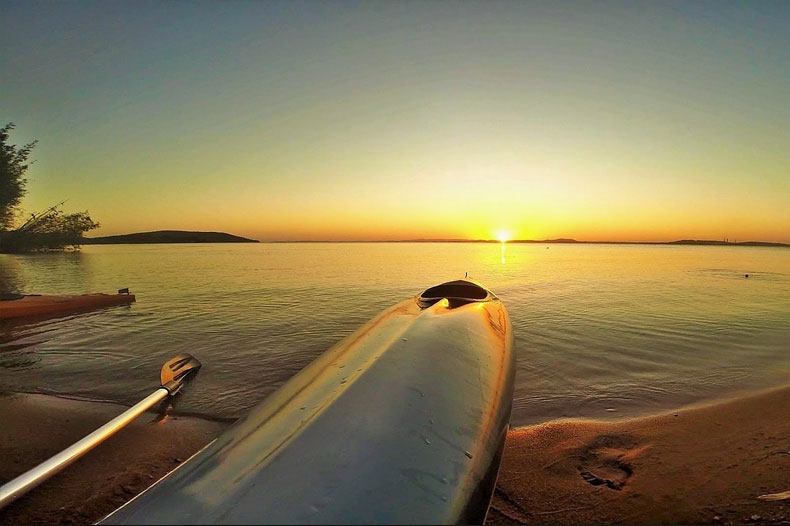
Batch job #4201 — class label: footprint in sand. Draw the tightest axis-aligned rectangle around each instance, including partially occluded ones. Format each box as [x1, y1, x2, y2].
[577, 434, 643, 491]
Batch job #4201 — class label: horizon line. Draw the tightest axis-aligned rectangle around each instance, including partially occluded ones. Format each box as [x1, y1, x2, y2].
[83, 231, 790, 247]
[262, 238, 790, 246]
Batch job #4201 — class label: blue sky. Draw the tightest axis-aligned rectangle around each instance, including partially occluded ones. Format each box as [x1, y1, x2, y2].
[2, 0, 788, 241]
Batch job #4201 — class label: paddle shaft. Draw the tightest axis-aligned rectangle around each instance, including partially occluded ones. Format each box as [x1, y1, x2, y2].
[0, 388, 169, 510]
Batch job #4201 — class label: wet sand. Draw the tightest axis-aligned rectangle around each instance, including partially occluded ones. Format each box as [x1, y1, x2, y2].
[0, 393, 226, 525]
[1, 388, 789, 525]
[487, 385, 790, 525]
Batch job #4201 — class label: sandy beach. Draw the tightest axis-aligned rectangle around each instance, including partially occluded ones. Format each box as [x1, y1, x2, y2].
[0, 394, 226, 525]
[487, 386, 790, 525]
[1, 387, 789, 525]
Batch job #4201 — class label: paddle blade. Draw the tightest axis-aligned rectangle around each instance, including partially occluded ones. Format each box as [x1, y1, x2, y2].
[160, 354, 202, 394]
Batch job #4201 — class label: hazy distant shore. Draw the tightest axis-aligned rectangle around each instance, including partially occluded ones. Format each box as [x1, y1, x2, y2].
[3, 387, 789, 525]
[266, 239, 790, 247]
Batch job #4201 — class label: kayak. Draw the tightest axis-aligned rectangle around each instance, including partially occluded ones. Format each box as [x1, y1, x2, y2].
[0, 292, 135, 320]
[102, 279, 515, 525]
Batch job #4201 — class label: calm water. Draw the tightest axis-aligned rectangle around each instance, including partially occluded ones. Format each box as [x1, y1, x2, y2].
[0, 243, 788, 426]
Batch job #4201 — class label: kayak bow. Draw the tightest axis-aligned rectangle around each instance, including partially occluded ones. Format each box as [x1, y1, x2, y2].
[0, 291, 135, 320]
[102, 279, 515, 525]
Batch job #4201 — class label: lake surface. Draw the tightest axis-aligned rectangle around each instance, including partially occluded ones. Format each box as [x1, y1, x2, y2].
[1, 243, 788, 426]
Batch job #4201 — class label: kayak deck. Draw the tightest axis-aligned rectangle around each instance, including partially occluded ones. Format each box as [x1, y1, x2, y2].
[0, 293, 136, 319]
[103, 279, 514, 524]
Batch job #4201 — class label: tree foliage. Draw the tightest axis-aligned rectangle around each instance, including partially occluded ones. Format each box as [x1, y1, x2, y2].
[0, 123, 100, 252]
[1, 209, 100, 252]
[0, 123, 37, 229]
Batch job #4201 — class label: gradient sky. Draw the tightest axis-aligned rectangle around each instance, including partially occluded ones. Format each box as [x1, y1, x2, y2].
[1, 0, 788, 241]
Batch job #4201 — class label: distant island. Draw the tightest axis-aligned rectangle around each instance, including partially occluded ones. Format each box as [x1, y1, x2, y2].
[666, 239, 788, 247]
[509, 239, 789, 247]
[82, 230, 259, 244]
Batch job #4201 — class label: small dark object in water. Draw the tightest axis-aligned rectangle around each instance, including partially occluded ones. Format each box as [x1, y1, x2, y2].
[0, 294, 24, 301]
[745, 274, 749, 278]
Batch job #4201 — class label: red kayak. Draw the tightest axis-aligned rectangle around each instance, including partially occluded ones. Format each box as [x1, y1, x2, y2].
[0, 291, 135, 319]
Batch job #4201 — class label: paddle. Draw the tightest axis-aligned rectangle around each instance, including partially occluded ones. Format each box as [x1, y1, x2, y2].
[0, 354, 202, 510]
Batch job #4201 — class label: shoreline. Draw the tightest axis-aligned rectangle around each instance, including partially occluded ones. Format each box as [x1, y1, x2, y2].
[6, 390, 239, 426]
[1, 388, 789, 525]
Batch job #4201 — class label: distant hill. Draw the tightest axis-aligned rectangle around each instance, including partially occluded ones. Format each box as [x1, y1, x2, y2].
[82, 230, 259, 244]
[668, 239, 789, 247]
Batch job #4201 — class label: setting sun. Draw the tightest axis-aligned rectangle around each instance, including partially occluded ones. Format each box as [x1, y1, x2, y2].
[496, 230, 512, 243]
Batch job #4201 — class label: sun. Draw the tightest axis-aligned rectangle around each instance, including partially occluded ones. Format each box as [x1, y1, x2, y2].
[495, 230, 511, 243]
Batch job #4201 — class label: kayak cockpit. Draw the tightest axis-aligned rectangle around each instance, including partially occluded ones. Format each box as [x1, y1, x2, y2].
[418, 279, 494, 308]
